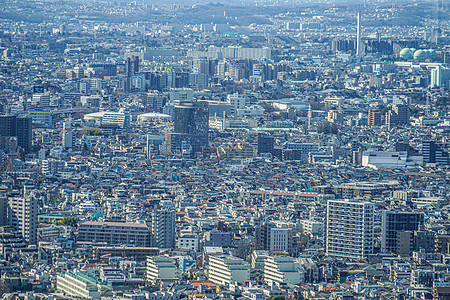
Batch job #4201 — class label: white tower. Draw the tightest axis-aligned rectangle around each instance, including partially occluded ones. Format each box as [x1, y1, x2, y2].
[356, 13, 362, 56]
[63, 120, 73, 149]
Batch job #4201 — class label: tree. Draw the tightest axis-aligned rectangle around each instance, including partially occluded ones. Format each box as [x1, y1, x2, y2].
[82, 142, 89, 155]
[317, 122, 338, 134]
[57, 216, 78, 228]
[0, 278, 10, 296]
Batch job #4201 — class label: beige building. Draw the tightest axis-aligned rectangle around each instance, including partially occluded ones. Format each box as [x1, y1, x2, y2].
[8, 195, 39, 245]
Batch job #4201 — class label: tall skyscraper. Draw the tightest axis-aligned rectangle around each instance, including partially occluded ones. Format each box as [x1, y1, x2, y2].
[16, 116, 32, 154]
[356, 13, 362, 56]
[381, 211, 424, 255]
[151, 208, 175, 249]
[167, 101, 209, 155]
[326, 199, 374, 259]
[0, 115, 32, 154]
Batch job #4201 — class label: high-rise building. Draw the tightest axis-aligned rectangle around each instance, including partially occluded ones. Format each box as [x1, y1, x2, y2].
[0, 115, 32, 154]
[257, 133, 274, 156]
[368, 109, 381, 126]
[0, 115, 16, 137]
[16, 116, 32, 154]
[8, 194, 39, 245]
[167, 101, 209, 155]
[62, 121, 73, 149]
[151, 209, 175, 249]
[430, 64, 450, 89]
[356, 13, 362, 56]
[381, 211, 424, 255]
[326, 199, 374, 259]
[0, 186, 8, 226]
[386, 104, 410, 127]
[422, 140, 449, 164]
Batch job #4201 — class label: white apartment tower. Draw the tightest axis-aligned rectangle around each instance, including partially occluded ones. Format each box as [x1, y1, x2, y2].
[8, 194, 39, 245]
[326, 199, 374, 259]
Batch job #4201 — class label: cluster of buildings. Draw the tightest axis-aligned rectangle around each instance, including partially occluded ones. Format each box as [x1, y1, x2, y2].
[0, 0, 449, 299]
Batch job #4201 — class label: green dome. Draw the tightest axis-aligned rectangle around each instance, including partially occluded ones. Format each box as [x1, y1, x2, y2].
[428, 49, 437, 57]
[414, 50, 426, 60]
[399, 48, 413, 59]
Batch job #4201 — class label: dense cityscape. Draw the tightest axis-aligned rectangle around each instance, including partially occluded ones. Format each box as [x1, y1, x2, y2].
[0, 0, 449, 299]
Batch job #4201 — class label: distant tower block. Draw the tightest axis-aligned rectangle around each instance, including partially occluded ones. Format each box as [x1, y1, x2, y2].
[356, 13, 362, 56]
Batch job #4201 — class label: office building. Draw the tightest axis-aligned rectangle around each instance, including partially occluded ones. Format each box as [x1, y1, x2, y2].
[422, 140, 449, 164]
[257, 133, 274, 156]
[8, 194, 39, 245]
[381, 211, 424, 255]
[167, 101, 209, 155]
[386, 104, 410, 127]
[146, 256, 180, 284]
[368, 109, 381, 126]
[207, 255, 250, 286]
[0, 115, 32, 154]
[326, 199, 374, 259]
[77, 221, 151, 247]
[151, 209, 175, 249]
[256, 222, 292, 252]
[16, 116, 32, 154]
[264, 256, 305, 285]
[32, 93, 50, 109]
[0, 115, 16, 137]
